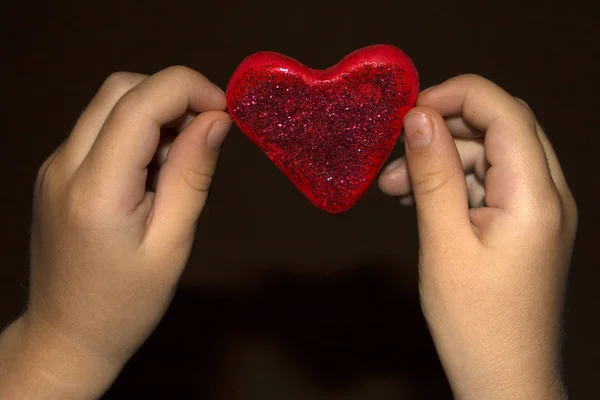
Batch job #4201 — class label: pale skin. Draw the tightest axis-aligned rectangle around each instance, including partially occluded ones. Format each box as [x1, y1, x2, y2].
[0, 68, 576, 399]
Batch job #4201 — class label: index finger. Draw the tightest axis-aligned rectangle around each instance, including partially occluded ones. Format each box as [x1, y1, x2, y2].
[417, 74, 555, 210]
[78, 66, 227, 211]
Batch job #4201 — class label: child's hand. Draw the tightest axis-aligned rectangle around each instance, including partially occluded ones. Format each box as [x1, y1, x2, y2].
[1, 67, 231, 398]
[379, 75, 577, 399]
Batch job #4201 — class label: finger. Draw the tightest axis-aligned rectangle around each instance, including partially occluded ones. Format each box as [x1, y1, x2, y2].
[147, 113, 198, 191]
[155, 134, 174, 167]
[466, 173, 486, 208]
[59, 72, 148, 171]
[164, 110, 199, 131]
[378, 157, 410, 197]
[534, 120, 578, 233]
[399, 195, 414, 206]
[455, 138, 488, 179]
[444, 116, 483, 138]
[146, 111, 232, 245]
[146, 128, 177, 192]
[535, 125, 574, 203]
[154, 111, 201, 167]
[513, 100, 576, 229]
[79, 66, 227, 212]
[402, 107, 474, 244]
[378, 138, 486, 197]
[514, 99, 572, 202]
[418, 74, 554, 210]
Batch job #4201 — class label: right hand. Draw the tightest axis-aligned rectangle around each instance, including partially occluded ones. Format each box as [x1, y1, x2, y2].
[0, 66, 231, 399]
[379, 74, 577, 399]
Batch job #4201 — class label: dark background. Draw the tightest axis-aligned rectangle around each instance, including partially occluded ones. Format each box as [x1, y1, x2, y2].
[1, 0, 598, 398]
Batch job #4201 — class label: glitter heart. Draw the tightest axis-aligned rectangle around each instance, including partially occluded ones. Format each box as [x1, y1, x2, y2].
[227, 44, 419, 213]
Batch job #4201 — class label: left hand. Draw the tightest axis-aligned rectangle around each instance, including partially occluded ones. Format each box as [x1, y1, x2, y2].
[378, 75, 576, 399]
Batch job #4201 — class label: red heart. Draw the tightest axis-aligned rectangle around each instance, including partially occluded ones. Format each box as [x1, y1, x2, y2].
[227, 44, 419, 213]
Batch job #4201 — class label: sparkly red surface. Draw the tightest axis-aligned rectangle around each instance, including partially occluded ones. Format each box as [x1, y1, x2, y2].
[227, 44, 419, 213]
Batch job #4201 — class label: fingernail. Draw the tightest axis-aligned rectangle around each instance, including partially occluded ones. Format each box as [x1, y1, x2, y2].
[383, 158, 405, 173]
[212, 82, 226, 95]
[404, 112, 432, 150]
[399, 195, 414, 206]
[207, 120, 232, 150]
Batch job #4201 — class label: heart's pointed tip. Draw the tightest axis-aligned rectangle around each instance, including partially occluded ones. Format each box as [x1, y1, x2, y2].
[317, 204, 355, 215]
[308, 193, 363, 215]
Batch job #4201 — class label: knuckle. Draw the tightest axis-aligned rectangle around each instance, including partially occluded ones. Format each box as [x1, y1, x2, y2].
[411, 169, 453, 196]
[544, 196, 564, 231]
[180, 164, 213, 193]
[164, 65, 196, 79]
[65, 184, 93, 223]
[513, 99, 537, 129]
[35, 152, 60, 195]
[514, 97, 531, 111]
[456, 73, 488, 85]
[562, 191, 579, 233]
[110, 89, 145, 121]
[65, 182, 112, 226]
[566, 192, 578, 220]
[35, 158, 52, 188]
[101, 72, 140, 93]
[162, 65, 206, 88]
[461, 73, 484, 81]
[110, 91, 136, 116]
[98, 72, 143, 118]
[527, 191, 564, 233]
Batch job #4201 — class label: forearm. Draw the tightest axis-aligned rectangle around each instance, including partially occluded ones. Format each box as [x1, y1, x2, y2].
[0, 316, 120, 400]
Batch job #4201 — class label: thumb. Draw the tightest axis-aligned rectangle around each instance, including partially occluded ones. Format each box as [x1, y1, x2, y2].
[403, 107, 473, 246]
[148, 110, 232, 243]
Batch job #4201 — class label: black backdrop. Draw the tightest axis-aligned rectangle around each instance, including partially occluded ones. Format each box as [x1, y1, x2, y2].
[1, 1, 598, 398]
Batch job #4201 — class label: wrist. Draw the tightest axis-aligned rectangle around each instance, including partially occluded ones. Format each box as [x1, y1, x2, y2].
[441, 347, 567, 400]
[422, 303, 567, 399]
[452, 371, 567, 400]
[0, 315, 122, 399]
